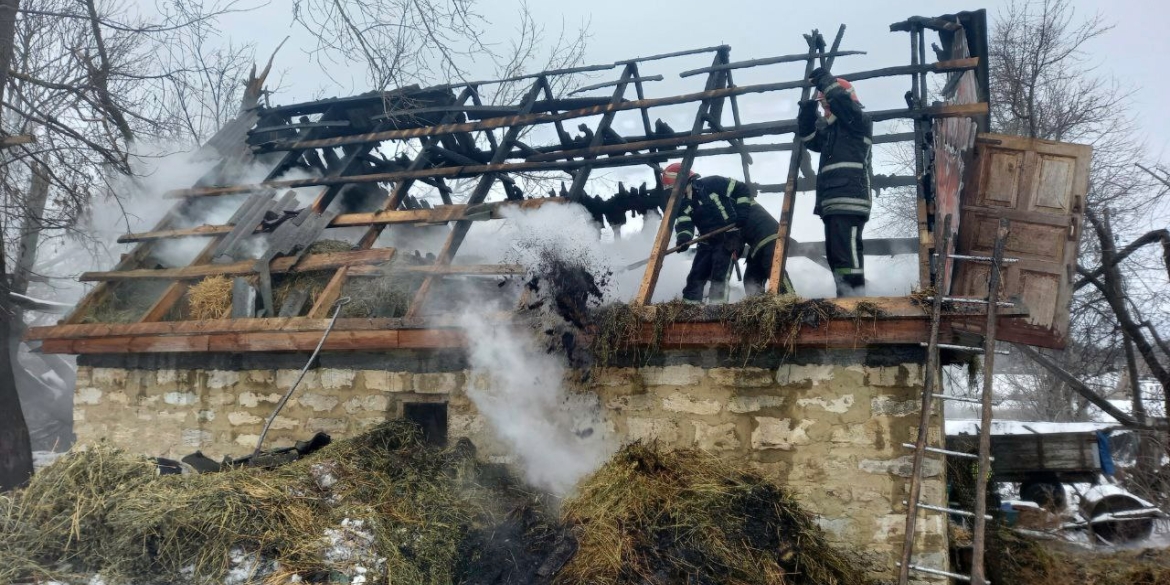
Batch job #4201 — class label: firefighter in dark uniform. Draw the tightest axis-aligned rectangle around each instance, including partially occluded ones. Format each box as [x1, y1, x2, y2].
[665, 162, 741, 304]
[730, 185, 795, 295]
[798, 68, 872, 297]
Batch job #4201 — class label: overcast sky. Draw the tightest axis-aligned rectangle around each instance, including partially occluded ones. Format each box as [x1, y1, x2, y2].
[182, 0, 1168, 245]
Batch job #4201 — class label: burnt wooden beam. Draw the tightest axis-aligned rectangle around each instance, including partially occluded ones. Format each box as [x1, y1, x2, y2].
[256, 58, 979, 153]
[570, 75, 664, 95]
[80, 249, 396, 282]
[615, 45, 728, 65]
[634, 49, 729, 305]
[405, 76, 549, 319]
[306, 88, 478, 318]
[679, 49, 866, 77]
[171, 103, 986, 200]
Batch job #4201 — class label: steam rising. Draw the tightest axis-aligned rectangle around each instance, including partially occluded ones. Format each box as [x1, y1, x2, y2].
[457, 203, 615, 495]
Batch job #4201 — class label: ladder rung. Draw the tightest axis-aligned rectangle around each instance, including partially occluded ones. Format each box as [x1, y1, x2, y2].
[902, 443, 992, 460]
[897, 563, 977, 582]
[920, 342, 1010, 355]
[925, 296, 1015, 308]
[937, 252, 1020, 264]
[905, 501, 993, 520]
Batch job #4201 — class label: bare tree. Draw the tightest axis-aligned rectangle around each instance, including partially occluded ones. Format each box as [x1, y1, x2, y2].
[988, 0, 1170, 499]
[0, 0, 257, 481]
[0, 0, 33, 492]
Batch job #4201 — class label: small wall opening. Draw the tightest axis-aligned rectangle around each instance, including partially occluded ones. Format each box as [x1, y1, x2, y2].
[403, 402, 448, 447]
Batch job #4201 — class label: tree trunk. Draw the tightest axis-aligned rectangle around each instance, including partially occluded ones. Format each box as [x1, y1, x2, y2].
[0, 0, 33, 492]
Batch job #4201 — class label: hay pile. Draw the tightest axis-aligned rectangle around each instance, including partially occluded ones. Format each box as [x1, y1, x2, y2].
[561, 443, 869, 585]
[986, 527, 1170, 584]
[81, 280, 174, 323]
[1, 429, 872, 585]
[187, 275, 233, 320]
[0, 423, 560, 585]
[339, 274, 422, 319]
[589, 296, 854, 366]
[720, 295, 841, 358]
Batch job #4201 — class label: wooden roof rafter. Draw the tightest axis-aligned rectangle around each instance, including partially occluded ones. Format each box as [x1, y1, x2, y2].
[38, 30, 998, 347]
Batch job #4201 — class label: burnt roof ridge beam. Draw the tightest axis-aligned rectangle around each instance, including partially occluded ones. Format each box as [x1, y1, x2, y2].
[679, 49, 867, 78]
[405, 76, 548, 319]
[165, 102, 988, 199]
[305, 87, 477, 318]
[428, 62, 618, 92]
[253, 58, 979, 154]
[634, 49, 729, 305]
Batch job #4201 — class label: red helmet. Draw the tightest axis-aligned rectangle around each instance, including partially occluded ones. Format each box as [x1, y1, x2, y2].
[662, 162, 697, 187]
[817, 78, 859, 116]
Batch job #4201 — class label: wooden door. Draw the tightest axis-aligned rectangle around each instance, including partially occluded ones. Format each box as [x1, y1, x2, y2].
[952, 133, 1091, 349]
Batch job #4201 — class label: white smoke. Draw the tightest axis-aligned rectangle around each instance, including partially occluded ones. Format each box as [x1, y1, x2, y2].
[458, 311, 612, 495]
[453, 202, 615, 496]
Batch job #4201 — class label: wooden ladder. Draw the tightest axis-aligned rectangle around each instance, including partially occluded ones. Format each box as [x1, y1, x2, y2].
[896, 215, 1013, 584]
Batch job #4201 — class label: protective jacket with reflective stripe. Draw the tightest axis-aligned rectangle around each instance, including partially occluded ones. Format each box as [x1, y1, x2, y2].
[673, 175, 739, 245]
[731, 188, 780, 259]
[797, 78, 873, 218]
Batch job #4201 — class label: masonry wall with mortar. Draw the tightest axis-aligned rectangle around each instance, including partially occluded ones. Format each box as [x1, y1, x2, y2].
[72, 349, 947, 582]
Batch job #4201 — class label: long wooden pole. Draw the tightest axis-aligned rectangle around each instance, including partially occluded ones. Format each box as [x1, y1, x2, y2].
[767, 30, 826, 293]
[970, 218, 1010, 585]
[633, 50, 729, 305]
[896, 214, 951, 585]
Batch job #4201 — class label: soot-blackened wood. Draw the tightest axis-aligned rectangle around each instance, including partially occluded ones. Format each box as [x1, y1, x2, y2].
[253, 59, 979, 154]
[307, 88, 476, 318]
[405, 78, 547, 319]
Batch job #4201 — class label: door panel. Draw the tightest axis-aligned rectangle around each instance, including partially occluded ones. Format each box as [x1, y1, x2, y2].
[952, 133, 1091, 348]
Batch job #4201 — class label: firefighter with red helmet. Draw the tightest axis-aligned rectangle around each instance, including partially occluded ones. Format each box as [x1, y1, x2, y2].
[664, 163, 741, 304]
[798, 67, 872, 297]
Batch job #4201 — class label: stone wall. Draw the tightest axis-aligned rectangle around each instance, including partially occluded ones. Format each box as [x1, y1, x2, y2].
[73, 349, 946, 583]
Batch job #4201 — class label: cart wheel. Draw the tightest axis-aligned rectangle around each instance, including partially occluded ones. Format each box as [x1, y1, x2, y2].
[1089, 495, 1155, 545]
[1020, 481, 1067, 512]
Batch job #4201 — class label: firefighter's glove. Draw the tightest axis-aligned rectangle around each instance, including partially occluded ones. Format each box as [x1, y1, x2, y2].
[675, 237, 692, 253]
[798, 99, 819, 118]
[809, 67, 834, 91]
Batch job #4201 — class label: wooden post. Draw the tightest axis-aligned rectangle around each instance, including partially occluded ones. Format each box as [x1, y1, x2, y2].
[970, 218, 1010, 585]
[633, 50, 730, 305]
[767, 31, 823, 293]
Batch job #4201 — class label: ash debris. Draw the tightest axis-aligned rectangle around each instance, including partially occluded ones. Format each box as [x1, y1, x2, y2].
[515, 247, 612, 372]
